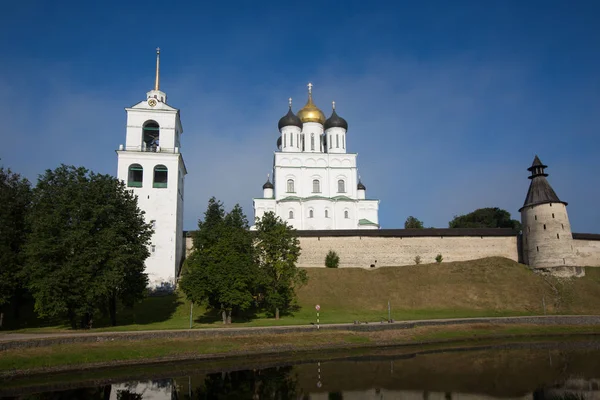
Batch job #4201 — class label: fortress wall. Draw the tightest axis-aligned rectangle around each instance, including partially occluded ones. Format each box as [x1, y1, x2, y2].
[572, 236, 600, 267]
[183, 230, 600, 269]
[296, 234, 519, 268]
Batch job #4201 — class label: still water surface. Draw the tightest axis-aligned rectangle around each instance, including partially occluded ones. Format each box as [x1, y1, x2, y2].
[2, 339, 600, 399]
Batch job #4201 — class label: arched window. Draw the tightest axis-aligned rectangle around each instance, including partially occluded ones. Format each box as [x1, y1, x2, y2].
[287, 179, 294, 193]
[288, 210, 294, 219]
[309, 209, 314, 218]
[290, 132, 293, 146]
[325, 210, 329, 218]
[128, 164, 143, 187]
[344, 210, 349, 219]
[153, 165, 168, 188]
[336, 134, 339, 148]
[312, 179, 320, 193]
[343, 135, 345, 149]
[311, 133, 315, 151]
[284, 134, 287, 147]
[143, 121, 160, 152]
[338, 179, 345, 193]
[329, 134, 332, 149]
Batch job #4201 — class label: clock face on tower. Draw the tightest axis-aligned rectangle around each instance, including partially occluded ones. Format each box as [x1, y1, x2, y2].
[148, 99, 157, 107]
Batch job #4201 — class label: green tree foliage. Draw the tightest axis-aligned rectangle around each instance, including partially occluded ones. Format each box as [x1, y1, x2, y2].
[448, 207, 522, 231]
[404, 216, 424, 229]
[180, 198, 257, 324]
[24, 165, 152, 328]
[0, 167, 32, 326]
[325, 250, 340, 268]
[435, 254, 443, 263]
[255, 212, 306, 319]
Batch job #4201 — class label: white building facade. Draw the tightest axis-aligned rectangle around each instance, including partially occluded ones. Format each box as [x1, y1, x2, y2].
[116, 49, 187, 288]
[253, 84, 379, 230]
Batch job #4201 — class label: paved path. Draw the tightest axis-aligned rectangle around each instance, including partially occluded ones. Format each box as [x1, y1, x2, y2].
[1, 315, 599, 350]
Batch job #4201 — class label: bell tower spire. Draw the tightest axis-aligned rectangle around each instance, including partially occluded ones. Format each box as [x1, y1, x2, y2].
[155, 47, 160, 91]
[146, 47, 167, 104]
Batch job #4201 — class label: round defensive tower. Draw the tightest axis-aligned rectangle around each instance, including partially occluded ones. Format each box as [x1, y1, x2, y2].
[519, 156, 578, 273]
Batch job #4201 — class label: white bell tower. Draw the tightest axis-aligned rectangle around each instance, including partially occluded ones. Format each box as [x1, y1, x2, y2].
[116, 48, 187, 289]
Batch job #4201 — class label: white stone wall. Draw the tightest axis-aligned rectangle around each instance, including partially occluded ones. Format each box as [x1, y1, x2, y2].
[573, 239, 600, 266]
[185, 234, 519, 267]
[521, 202, 576, 268]
[296, 235, 519, 268]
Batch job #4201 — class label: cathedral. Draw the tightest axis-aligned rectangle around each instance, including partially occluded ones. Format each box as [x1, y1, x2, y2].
[252, 84, 380, 230]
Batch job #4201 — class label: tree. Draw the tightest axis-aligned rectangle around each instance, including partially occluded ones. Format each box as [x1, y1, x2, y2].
[180, 198, 257, 324]
[255, 212, 306, 319]
[25, 165, 152, 328]
[404, 216, 424, 229]
[325, 250, 340, 268]
[0, 167, 32, 327]
[448, 207, 522, 231]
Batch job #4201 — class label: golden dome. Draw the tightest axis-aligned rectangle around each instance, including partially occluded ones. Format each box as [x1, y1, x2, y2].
[296, 83, 326, 125]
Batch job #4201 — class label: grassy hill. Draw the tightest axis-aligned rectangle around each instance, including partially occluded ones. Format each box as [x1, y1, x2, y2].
[2, 257, 600, 332]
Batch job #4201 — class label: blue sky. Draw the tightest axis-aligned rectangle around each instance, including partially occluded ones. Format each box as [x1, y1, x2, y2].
[1, 1, 599, 232]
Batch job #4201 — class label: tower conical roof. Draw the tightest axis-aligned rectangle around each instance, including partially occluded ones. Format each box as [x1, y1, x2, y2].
[519, 156, 567, 211]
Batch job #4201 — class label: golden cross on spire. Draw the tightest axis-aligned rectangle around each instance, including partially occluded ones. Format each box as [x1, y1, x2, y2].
[332, 101, 336, 110]
[288, 97, 292, 108]
[154, 47, 160, 91]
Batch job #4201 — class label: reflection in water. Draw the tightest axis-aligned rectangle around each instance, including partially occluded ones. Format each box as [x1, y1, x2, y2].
[3, 341, 600, 399]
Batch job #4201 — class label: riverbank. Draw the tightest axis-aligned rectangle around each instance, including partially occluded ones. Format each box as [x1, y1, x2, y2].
[2, 317, 600, 378]
[3, 258, 600, 332]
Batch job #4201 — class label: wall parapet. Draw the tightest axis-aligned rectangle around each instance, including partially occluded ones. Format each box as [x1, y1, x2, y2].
[295, 228, 519, 238]
[573, 233, 600, 241]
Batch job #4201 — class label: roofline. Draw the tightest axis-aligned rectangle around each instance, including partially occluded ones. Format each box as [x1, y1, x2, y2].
[518, 200, 568, 212]
[572, 233, 600, 241]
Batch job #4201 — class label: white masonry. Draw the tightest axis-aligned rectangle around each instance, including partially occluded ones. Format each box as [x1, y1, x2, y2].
[116, 49, 187, 288]
[253, 84, 379, 230]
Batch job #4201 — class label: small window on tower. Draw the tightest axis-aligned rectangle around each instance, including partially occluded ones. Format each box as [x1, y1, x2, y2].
[311, 133, 315, 151]
[336, 134, 339, 148]
[284, 134, 287, 147]
[288, 210, 294, 219]
[287, 179, 294, 193]
[543, 224, 546, 230]
[153, 165, 168, 188]
[151, 245, 156, 253]
[329, 134, 332, 149]
[128, 164, 143, 187]
[309, 209, 314, 218]
[325, 210, 329, 218]
[552, 213, 555, 218]
[344, 210, 349, 219]
[557, 233, 560, 239]
[337, 179, 345, 193]
[291, 132, 294, 147]
[535, 215, 537, 220]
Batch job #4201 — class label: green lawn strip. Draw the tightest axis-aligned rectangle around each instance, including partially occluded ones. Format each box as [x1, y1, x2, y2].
[3, 325, 600, 374]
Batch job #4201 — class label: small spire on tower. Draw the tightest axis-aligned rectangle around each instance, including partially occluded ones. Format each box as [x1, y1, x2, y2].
[154, 47, 160, 91]
[288, 97, 292, 109]
[332, 101, 336, 110]
[307, 82, 313, 95]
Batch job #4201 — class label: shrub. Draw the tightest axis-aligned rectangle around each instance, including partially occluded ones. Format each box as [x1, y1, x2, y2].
[414, 255, 422, 265]
[325, 250, 340, 268]
[435, 254, 443, 263]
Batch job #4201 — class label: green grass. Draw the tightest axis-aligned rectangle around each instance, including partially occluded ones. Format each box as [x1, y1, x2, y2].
[2, 324, 600, 374]
[2, 257, 599, 334]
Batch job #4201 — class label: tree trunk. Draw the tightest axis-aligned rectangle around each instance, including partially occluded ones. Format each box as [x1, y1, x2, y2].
[227, 310, 232, 324]
[222, 309, 227, 324]
[0, 312, 3, 328]
[275, 307, 280, 320]
[69, 310, 77, 330]
[109, 295, 117, 326]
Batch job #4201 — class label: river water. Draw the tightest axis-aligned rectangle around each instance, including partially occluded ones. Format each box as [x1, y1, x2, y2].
[2, 339, 600, 399]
